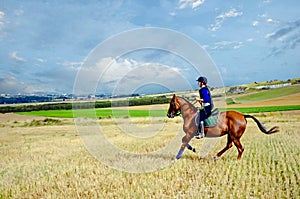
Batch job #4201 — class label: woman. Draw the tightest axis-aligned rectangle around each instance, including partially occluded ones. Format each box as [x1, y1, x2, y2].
[195, 76, 214, 139]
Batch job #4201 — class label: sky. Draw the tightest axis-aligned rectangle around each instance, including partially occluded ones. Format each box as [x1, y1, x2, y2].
[0, 0, 300, 95]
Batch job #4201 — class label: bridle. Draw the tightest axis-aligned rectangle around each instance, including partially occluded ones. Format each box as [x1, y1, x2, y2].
[167, 99, 181, 118]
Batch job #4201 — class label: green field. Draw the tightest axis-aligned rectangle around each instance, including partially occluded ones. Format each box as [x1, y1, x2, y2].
[12, 84, 300, 118]
[18, 109, 168, 118]
[235, 84, 300, 102]
[17, 105, 300, 118]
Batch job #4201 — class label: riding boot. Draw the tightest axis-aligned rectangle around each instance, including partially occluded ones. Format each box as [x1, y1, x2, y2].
[195, 121, 205, 139]
[200, 121, 205, 137]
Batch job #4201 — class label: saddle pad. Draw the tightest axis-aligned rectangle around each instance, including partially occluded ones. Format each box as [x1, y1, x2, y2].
[195, 109, 220, 128]
[204, 110, 219, 127]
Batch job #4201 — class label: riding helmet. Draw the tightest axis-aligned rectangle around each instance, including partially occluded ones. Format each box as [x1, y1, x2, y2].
[196, 76, 208, 84]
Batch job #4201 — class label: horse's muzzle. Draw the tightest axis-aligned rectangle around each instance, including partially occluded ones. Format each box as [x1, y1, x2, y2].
[167, 113, 175, 118]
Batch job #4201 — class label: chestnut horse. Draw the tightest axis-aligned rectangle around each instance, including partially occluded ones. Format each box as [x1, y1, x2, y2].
[167, 94, 279, 160]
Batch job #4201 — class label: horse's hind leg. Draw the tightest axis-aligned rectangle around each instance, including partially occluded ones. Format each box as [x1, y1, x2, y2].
[233, 138, 244, 160]
[215, 135, 233, 159]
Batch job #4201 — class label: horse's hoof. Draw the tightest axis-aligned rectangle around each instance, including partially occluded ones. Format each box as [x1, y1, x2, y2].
[176, 154, 182, 159]
[213, 156, 218, 161]
[192, 148, 196, 153]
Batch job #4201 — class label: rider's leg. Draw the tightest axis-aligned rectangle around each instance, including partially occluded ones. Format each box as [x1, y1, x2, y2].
[200, 120, 204, 137]
[195, 110, 205, 139]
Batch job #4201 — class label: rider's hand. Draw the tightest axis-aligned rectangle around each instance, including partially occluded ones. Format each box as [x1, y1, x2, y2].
[196, 98, 203, 103]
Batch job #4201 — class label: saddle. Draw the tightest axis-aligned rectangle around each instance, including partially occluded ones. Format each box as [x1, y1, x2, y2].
[195, 108, 220, 128]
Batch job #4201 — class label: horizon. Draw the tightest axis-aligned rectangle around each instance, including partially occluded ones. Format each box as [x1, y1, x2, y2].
[1, 77, 298, 96]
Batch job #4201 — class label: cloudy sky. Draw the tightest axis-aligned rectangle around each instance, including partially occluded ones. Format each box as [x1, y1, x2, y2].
[1, 0, 300, 94]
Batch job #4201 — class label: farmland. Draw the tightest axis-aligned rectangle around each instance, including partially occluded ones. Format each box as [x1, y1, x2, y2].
[0, 112, 300, 198]
[1, 84, 300, 198]
[16, 104, 300, 118]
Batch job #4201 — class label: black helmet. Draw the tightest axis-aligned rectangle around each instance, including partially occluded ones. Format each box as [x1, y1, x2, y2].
[196, 76, 207, 84]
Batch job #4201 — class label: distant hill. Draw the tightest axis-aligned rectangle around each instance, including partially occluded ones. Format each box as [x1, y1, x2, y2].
[225, 78, 300, 94]
[225, 84, 300, 107]
[234, 85, 300, 103]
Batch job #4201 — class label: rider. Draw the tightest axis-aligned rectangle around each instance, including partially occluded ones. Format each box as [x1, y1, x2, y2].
[195, 76, 214, 139]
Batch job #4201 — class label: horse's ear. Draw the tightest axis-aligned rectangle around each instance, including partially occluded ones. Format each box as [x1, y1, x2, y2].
[172, 94, 176, 99]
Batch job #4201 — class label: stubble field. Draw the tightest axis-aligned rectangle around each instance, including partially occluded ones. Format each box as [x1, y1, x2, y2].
[0, 110, 299, 198]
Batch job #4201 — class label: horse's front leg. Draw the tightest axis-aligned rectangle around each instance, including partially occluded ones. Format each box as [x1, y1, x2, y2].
[187, 144, 196, 153]
[176, 134, 193, 159]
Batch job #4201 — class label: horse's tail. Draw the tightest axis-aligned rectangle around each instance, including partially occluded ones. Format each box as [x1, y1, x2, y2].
[244, 114, 279, 134]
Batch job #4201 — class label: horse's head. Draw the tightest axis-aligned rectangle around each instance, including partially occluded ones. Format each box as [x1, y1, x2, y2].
[167, 94, 181, 118]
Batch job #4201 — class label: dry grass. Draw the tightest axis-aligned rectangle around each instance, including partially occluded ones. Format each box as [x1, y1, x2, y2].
[0, 113, 299, 198]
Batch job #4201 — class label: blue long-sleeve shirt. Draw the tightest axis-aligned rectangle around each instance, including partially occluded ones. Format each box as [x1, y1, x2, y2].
[199, 87, 214, 117]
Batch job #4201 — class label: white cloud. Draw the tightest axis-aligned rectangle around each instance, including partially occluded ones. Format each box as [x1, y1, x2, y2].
[201, 44, 209, 49]
[210, 41, 243, 51]
[111, 63, 189, 95]
[233, 43, 243, 49]
[263, 0, 271, 3]
[0, 11, 5, 32]
[74, 57, 117, 94]
[256, 13, 280, 27]
[259, 13, 267, 18]
[35, 58, 46, 63]
[265, 32, 275, 39]
[0, 22, 4, 30]
[216, 8, 243, 19]
[210, 8, 243, 31]
[100, 58, 137, 85]
[74, 57, 191, 95]
[266, 18, 280, 25]
[0, 11, 4, 19]
[0, 77, 44, 94]
[252, 21, 259, 27]
[247, 38, 254, 42]
[9, 52, 27, 62]
[192, 0, 205, 9]
[58, 61, 83, 70]
[178, 0, 205, 10]
[264, 20, 300, 57]
[209, 20, 222, 32]
[169, 12, 176, 16]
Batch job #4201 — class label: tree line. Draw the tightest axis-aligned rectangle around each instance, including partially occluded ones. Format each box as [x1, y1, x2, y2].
[0, 96, 170, 113]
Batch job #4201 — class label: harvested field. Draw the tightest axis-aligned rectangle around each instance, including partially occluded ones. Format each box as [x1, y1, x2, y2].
[0, 111, 299, 198]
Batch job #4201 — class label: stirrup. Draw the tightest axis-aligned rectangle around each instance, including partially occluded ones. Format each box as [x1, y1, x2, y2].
[195, 130, 204, 139]
[195, 133, 204, 139]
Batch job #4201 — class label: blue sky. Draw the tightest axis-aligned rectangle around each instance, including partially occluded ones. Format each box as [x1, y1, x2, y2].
[1, 0, 300, 94]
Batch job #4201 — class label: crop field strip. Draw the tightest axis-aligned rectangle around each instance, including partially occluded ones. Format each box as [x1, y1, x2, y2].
[16, 104, 300, 118]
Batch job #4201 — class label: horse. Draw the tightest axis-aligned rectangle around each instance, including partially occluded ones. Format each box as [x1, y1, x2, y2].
[167, 94, 279, 160]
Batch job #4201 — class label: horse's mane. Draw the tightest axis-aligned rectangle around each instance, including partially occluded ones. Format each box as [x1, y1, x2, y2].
[177, 96, 198, 112]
